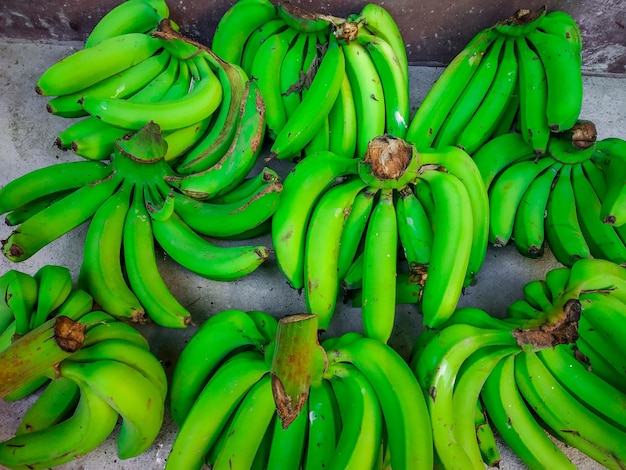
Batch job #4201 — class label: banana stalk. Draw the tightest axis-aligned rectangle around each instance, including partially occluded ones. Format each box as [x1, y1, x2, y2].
[0, 316, 85, 398]
[270, 313, 325, 429]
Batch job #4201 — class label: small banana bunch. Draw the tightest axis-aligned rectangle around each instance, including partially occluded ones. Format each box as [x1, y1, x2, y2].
[474, 122, 626, 266]
[39, 0, 262, 174]
[410, 258, 626, 469]
[211, 0, 410, 160]
[407, 7, 583, 155]
[271, 136, 489, 338]
[166, 310, 433, 470]
[0, 122, 277, 328]
[0, 271, 166, 469]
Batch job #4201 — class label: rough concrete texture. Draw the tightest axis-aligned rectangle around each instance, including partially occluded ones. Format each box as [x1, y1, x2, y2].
[0, 39, 624, 469]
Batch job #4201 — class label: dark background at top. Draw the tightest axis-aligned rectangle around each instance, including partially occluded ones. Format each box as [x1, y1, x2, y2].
[1, 0, 624, 74]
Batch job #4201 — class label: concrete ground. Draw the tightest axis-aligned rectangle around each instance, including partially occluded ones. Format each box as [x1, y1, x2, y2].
[0, 38, 624, 469]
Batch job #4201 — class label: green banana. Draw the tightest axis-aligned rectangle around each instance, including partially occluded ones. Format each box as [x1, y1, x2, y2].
[512, 161, 562, 258]
[85, 0, 169, 47]
[360, 188, 398, 343]
[456, 37, 519, 155]
[166, 79, 265, 199]
[271, 151, 358, 289]
[270, 34, 345, 160]
[211, 0, 278, 65]
[472, 132, 536, 188]
[592, 137, 626, 226]
[340, 39, 385, 158]
[326, 363, 383, 469]
[265, 402, 307, 470]
[304, 379, 340, 469]
[165, 352, 269, 470]
[417, 168, 474, 328]
[276, 1, 333, 34]
[278, 29, 308, 120]
[2, 172, 121, 262]
[526, 27, 583, 132]
[241, 18, 289, 75]
[327, 71, 358, 158]
[36, 32, 164, 96]
[81, 53, 222, 131]
[406, 26, 499, 150]
[304, 178, 366, 331]
[168, 309, 271, 426]
[515, 36, 550, 154]
[30, 264, 73, 329]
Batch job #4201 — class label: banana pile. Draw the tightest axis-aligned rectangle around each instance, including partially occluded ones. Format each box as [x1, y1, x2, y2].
[166, 310, 433, 469]
[211, 0, 410, 160]
[272, 135, 489, 338]
[0, 121, 277, 328]
[410, 258, 626, 469]
[474, 123, 626, 266]
[0, 269, 166, 469]
[407, 7, 582, 155]
[39, 0, 263, 175]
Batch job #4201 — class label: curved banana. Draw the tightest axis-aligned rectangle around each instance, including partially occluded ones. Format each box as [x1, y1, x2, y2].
[355, 30, 410, 139]
[165, 79, 265, 199]
[361, 188, 398, 343]
[481, 353, 576, 469]
[326, 363, 383, 469]
[488, 157, 554, 247]
[78, 182, 144, 322]
[406, 27, 499, 150]
[515, 36, 550, 154]
[270, 34, 345, 160]
[168, 309, 271, 426]
[433, 37, 503, 149]
[271, 152, 358, 289]
[417, 168, 474, 328]
[251, 26, 298, 137]
[122, 186, 192, 328]
[512, 161, 562, 258]
[211, 0, 278, 65]
[241, 18, 288, 75]
[0, 381, 118, 469]
[15, 376, 80, 435]
[396, 185, 433, 272]
[456, 37, 519, 155]
[452, 347, 518, 469]
[593, 137, 626, 226]
[514, 350, 626, 467]
[36, 32, 164, 96]
[579, 291, 626, 361]
[174, 59, 248, 174]
[538, 343, 626, 431]
[340, 39, 385, 158]
[358, 3, 408, 81]
[328, 71, 358, 158]
[332, 336, 433, 470]
[305, 178, 366, 331]
[0, 160, 111, 215]
[276, 1, 333, 34]
[472, 132, 535, 188]
[85, 0, 169, 47]
[526, 28, 583, 132]
[537, 10, 582, 55]
[545, 164, 591, 265]
[304, 379, 340, 469]
[210, 374, 275, 470]
[81, 53, 222, 131]
[521, 279, 553, 312]
[571, 162, 626, 263]
[30, 264, 73, 328]
[265, 403, 307, 470]
[165, 353, 269, 470]
[59, 358, 164, 460]
[2, 172, 121, 262]
[419, 145, 489, 285]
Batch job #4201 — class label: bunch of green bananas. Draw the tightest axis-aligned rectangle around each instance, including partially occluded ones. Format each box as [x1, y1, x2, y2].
[410, 258, 626, 469]
[0, 121, 277, 328]
[39, 0, 262, 175]
[271, 135, 489, 338]
[407, 6, 583, 155]
[0, 269, 167, 469]
[166, 310, 433, 470]
[473, 123, 626, 266]
[211, 0, 410, 160]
